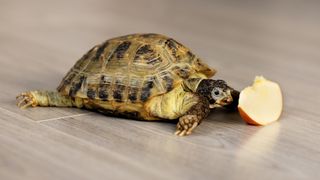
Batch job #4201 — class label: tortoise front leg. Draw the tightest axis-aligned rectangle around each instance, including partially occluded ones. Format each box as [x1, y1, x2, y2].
[16, 90, 83, 109]
[145, 86, 210, 136]
[175, 96, 210, 136]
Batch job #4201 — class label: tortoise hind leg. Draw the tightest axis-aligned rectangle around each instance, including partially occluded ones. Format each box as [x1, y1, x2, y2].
[16, 90, 83, 109]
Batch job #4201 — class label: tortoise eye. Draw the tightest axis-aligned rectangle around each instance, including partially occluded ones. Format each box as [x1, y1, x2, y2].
[212, 88, 222, 98]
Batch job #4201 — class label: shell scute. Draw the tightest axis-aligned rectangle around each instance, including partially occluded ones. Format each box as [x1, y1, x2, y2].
[57, 33, 216, 104]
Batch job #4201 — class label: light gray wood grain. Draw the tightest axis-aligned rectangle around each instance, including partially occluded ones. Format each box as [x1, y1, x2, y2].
[40, 112, 310, 180]
[0, 107, 166, 180]
[0, 0, 320, 180]
[0, 34, 90, 121]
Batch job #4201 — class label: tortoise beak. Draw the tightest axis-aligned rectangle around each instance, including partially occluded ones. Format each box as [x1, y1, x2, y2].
[224, 89, 240, 110]
[221, 90, 233, 105]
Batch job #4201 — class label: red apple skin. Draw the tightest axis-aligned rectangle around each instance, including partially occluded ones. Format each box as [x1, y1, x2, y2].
[238, 107, 263, 126]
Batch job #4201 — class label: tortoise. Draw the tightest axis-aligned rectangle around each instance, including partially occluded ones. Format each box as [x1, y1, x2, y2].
[16, 33, 239, 136]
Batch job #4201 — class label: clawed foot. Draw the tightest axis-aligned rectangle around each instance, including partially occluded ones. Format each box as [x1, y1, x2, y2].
[175, 115, 200, 136]
[16, 92, 37, 109]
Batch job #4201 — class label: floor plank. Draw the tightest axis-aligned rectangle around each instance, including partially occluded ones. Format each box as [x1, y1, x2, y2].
[0, 0, 320, 179]
[41, 113, 302, 180]
[0, 108, 166, 180]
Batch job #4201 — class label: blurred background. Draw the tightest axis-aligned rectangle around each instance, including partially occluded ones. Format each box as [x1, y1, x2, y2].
[1, 0, 320, 180]
[1, 0, 320, 101]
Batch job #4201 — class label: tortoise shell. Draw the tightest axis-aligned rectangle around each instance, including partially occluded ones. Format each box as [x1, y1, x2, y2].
[57, 33, 216, 104]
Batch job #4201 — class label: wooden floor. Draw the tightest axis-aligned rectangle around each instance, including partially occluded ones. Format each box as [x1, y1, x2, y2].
[1, 0, 320, 179]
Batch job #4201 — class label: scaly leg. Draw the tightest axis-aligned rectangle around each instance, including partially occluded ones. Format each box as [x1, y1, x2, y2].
[175, 96, 210, 136]
[145, 85, 210, 136]
[16, 90, 83, 109]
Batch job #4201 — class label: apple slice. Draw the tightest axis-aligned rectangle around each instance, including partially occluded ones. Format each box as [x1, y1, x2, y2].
[238, 76, 283, 125]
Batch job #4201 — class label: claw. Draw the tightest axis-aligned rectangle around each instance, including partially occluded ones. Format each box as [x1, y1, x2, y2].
[20, 101, 33, 109]
[174, 129, 186, 136]
[178, 130, 187, 136]
[17, 97, 29, 107]
[175, 115, 200, 136]
[174, 130, 180, 135]
[16, 92, 36, 109]
[186, 122, 198, 135]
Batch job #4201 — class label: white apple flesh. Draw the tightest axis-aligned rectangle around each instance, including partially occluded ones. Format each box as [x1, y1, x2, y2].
[238, 76, 283, 125]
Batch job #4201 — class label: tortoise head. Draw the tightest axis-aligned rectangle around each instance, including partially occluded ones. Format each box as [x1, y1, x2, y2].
[195, 79, 239, 109]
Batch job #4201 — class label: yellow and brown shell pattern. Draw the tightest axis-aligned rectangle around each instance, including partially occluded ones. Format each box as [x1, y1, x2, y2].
[57, 33, 215, 106]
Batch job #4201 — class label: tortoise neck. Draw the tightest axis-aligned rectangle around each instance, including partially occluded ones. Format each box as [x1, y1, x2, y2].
[182, 78, 204, 92]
